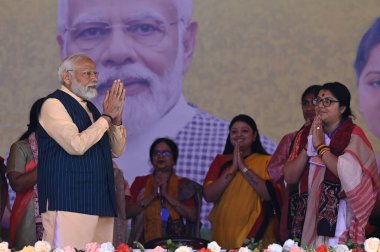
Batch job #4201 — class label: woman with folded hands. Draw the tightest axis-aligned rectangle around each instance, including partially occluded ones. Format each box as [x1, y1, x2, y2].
[283, 82, 379, 247]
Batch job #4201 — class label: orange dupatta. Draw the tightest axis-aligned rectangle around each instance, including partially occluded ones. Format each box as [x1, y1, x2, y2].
[208, 153, 278, 248]
[143, 174, 180, 242]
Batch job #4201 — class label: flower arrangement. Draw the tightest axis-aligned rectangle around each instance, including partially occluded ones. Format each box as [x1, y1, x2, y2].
[1, 237, 379, 252]
[263, 238, 380, 252]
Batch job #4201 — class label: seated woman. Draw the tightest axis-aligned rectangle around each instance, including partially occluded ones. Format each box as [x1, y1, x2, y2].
[126, 138, 199, 244]
[203, 114, 281, 249]
[7, 98, 45, 250]
[284, 82, 380, 247]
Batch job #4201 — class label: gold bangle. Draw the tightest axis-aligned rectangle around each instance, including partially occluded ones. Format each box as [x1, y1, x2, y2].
[322, 148, 330, 157]
[316, 143, 323, 150]
[317, 146, 328, 156]
[319, 147, 330, 157]
[318, 148, 326, 156]
[316, 144, 327, 153]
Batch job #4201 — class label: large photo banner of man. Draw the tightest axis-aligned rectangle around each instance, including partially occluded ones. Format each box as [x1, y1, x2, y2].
[1, 0, 379, 231]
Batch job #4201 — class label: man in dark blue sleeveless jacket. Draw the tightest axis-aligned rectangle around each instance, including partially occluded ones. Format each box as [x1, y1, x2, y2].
[37, 54, 126, 249]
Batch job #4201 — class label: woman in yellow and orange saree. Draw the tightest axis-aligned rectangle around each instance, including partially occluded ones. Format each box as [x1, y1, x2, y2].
[204, 114, 282, 249]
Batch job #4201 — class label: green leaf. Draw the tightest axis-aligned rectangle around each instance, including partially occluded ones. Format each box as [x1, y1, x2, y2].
[133, 241, 145, 252]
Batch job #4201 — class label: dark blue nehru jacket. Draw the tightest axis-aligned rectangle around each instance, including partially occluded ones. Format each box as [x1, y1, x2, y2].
[37, 90, 116, 216]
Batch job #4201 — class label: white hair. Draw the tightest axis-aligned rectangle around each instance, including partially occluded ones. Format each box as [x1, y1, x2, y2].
[58, 53, 92, 83]
[57, 0, 193, 36]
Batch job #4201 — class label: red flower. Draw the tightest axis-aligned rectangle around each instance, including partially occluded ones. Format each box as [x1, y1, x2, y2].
[198, 248, 212, 252]
[351, 249, 365, 252]
[315, 245, 328, 252]
[116, 243, 131, 252]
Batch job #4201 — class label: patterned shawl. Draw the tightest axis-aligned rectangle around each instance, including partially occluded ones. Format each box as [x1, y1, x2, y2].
[287, 118, 379, 245]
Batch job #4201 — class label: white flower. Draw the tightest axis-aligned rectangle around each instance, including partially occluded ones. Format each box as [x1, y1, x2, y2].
[174, 246, 192, 252]
[100, 242, 115, 252]
[364, 238, 380, 252]
[0, 242, 9, 252]
[208, 241, 221, 252]
[21, 246, 36, 252]
[283, 239, 299, 251]
[238, 246, 252, 252]
[34, 241, 52, 252]
[334, 244, 349, 252]
[268, 243, 283, 252]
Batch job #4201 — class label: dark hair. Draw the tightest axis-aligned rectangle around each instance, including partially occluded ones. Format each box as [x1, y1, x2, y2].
[223, 114, 268, 155]
[149, 137, 179, 164]
[301, 84, 322, 102]
[320, 82, 353, 119]
[354, 17, 380, 79]
[19, 98, 45, 140]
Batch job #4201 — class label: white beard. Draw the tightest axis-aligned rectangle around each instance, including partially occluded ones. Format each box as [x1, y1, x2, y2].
[93, 47, 184, 135]
[71, 78, 98, 100]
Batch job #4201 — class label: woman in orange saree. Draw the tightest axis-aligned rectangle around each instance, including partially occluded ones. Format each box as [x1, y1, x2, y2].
[204, 114, 281, 249]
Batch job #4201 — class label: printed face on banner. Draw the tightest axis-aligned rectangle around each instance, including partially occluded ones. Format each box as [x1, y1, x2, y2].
[358, 43, 380, 139]
[58, 0, 194, 134]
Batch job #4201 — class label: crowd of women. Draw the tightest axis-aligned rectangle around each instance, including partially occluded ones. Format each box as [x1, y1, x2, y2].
[1, 16, 380, 251]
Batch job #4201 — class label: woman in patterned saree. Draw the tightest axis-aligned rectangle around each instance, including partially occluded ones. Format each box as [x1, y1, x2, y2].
[7, 98, 45, 250]
[126, 137, 198, 244]
[203, 114, 281, 249]
[284, 82, 380, 247]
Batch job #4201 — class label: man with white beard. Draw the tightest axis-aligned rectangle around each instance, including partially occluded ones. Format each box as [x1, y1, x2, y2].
[56, 0, 277, 229]
[38, 54, 126, 248]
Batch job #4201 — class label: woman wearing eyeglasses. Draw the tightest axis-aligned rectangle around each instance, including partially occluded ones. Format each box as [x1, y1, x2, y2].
[203, 114, 281, 248]
[126, 137, 199, 244]
[284, 82, 379, 247]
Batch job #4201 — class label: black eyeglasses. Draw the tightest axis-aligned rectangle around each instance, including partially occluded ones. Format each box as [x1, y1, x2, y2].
[153, 151, 172, 158]
[312, 97, 340, 107]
